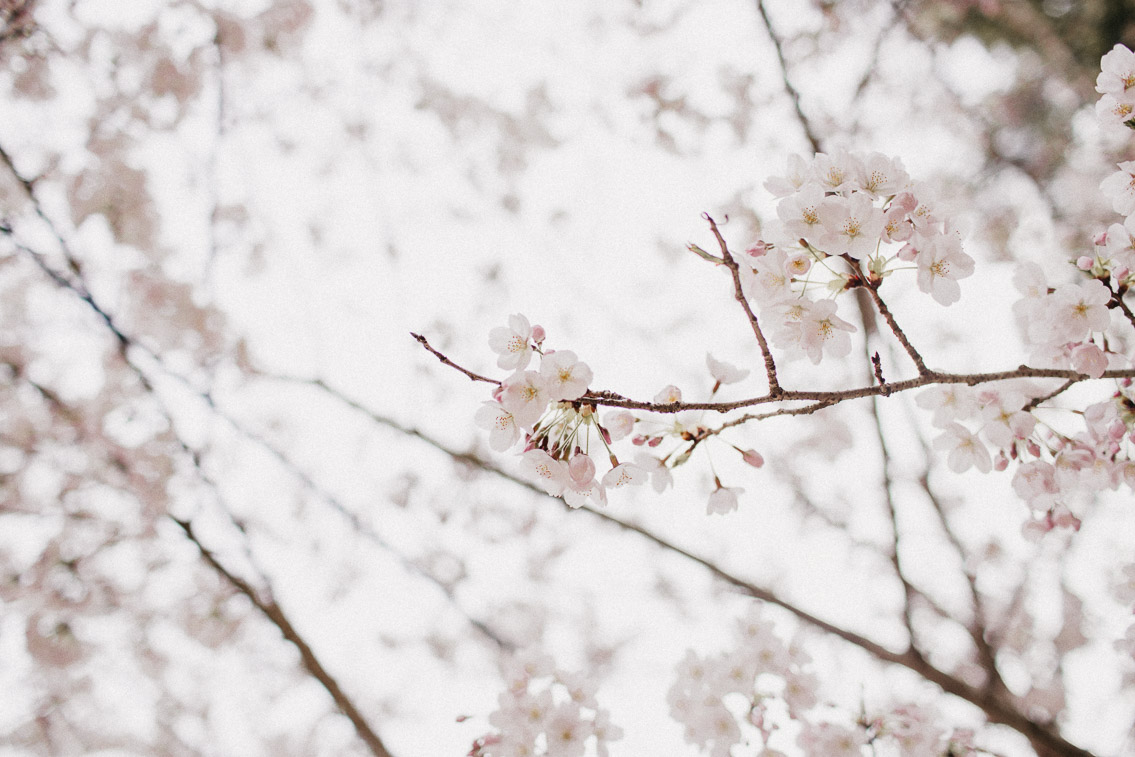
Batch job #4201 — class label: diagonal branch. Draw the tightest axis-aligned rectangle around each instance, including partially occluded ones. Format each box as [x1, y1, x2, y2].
[173, 517, 395, 757]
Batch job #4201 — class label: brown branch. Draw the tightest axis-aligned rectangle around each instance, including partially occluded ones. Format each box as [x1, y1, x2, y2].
[288, 375, 1096, 757]
[411, 332, 500, 385]
[704, 213, 782, 396]
[753, 0, 821, 154]
[864, 281, 932, 377]
[1023, 378, 1079, 411]
[173, 517, 395, 757]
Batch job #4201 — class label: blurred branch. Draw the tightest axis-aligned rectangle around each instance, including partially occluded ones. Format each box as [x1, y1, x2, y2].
[280, 373, 1096, 757]
[173, 517, 396, 757]
[753, 0, 822, 154]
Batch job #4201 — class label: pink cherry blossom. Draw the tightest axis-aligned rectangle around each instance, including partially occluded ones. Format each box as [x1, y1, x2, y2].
[915, 234, 974, 306]
[706, 353, 749, 385]
[488, 313, 534, 370]
[817, 192, 885, 259]
[500, 370, 551, 428]
[706, 485, 743, 515]
[1097, 43, 1135, 102]
[539, 350, 593, 401]
[1100, 160, 1135, 216]
[475, 401, 520, 451]
[933, 423, 992, 474]
[521, 449, 569, 496]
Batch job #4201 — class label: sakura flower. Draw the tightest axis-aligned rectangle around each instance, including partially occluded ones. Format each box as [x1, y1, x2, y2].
[776, 183, 825, 240]
[563, 454, 607, 508]
[654, 384, 682, 404]
[591, 709, 623, 757]
[488, 314, 534, 370]
[601, 462, 647, 490]
[1100, 160, 1135, 216]
[933, 422, 992, 473]
[857, 152, 910, 198]
[916, 385, 979, 427]
[475, 401, 521, 451]
[817, 192, 885, 258]
[500, 371, 551, 428]
[540, 350, 592, 401]
[543, 703, 592, 757]
[1031, 280, 1112, 345]
[797, 298, 856, 364]
[1071, 342, 1109, 379]
[1098, 94, 1135, 132]
[1097, 43, 1135, 102]
[763, 153, 813, 197]
[603, 410, 635, 441]
[707, 484, 744, 515]
[706, 353, 749, 386]
[881, 203, 914, 243]
[521, 449, 569, 496]
[634, 452, 674, 493]
[739, 247, 794, 306]
[812, 149, 862, 195]
[915, 233, 974, 305]
[797, 722, 869, 757]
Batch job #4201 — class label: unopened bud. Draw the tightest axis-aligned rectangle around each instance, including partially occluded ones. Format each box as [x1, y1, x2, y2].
[632, 434, 648, 446]
[531, 325, 546, 344]
[1094, 230, 1109, 246]
[741, 449, 765, 468]
[994, 453, 1009, 471]
[1027, 440, 1041, 457]
[745, 240, 769, 257]
[647, 436, 663, 447]
[1077, 256, 1095, 271]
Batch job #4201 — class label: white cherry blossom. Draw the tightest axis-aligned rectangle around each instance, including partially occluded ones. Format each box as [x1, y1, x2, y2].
[488, 313, 534, 370]
[706, 353, 749, 385]
[500, 370, 551, 428]
[539, 349, 592, 401]
[817, 192, 885, 259]
[475, 401, 520, 451]
[915, 234, 974, 306]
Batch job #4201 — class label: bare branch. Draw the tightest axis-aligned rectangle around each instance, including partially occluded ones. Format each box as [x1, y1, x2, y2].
[704, 213, 782, 395]
[864, 281, 932, 377]
[173, 517, 396, 757]
[411, 332, 500, 385]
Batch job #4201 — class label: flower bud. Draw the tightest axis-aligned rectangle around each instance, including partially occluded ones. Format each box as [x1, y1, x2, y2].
[994, 452, 1009, 471]
[1094, 230, 1109, 246]
[1077, 256, 1095, 271]
[741, 449, 765, 468]
[531, 325, 546, 344]
[745, 240, 769, 257]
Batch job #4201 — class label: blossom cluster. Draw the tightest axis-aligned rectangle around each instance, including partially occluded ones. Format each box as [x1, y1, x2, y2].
[476, 317, 763, 512]
[466, 653, 622, 757]
[666, 608, 979, 756]
[745, 150, 974, 364]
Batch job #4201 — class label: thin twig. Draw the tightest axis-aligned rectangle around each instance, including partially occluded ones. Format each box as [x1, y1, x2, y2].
[753, 0, 821, 154]
[704, 213, 781, 395]
[864, 282, 931, 376]
[411, 332, 500, 385]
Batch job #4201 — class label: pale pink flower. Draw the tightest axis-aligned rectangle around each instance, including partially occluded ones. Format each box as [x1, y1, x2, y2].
[521, 449, 569, 496]
[500, 370, 551, 428]
[543, 703, 592, 757]
[739, 247, 795, 306]
[915, 234, 974, 306]
[1098, 94, 1135, 132]
[857, 152, 910, 198]
[475, 401, 521, 451]
[601, 462, 647, 490]
[634, 452, 674, 493]
[1012, 460, 1060, 511]
[1035, 280, 1112, 345]
[563, 454, 607, 508]
[591, 709, 623, 757]
[797, 298, 856, 364]
[488, 314, 534, 370]
[707, 485, 743, 515]
[706, 353, 749, 385]
[603, 410, 635, 441]
[763, 153, 813, 197]
[776, 183, 825, 240]
[1100, 160, 1135, 216]
[1097, 44, 1135, 102]
[882, 204, 914, 243]
[916, 385, 979, 427]
[654, 385, 682, 404]
[817, 192, 885, 258]
[797, 722, 869, 757]
[1071, 342, 1109, 379]
[540, 350, 592, 401]
[812, 149, 862, 195]
[933, 422, 992, 473]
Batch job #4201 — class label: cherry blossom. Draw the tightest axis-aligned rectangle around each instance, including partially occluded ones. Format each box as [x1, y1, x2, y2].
[706, 484, 743, 515]
[816, 192, 885, 259]
[1097, 43, 1135, 103]
[488, 313, 535, 370]
[1100, 160, 1135, 216]
[933, 422, 992, 474]
[706, 353, 750, 386]
[914, 233, 975, 306]
[540, 350, 593, 401]
[501, 370, 552, 428]
[476, 401, 521, 451]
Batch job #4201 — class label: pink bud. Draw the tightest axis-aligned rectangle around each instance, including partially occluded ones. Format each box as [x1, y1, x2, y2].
[1115, 266, 1130, 282]
[1110, 419, 1127, 440]
[1077, 256, 1095, 271]
[647, 436, 663, 447]
[568, 453, 595, 484]
[492, 385, 504, 401]
[1027, 440, 1041, 457]
[1094, 230, 1109, 246]
[745, 240, 769, 257]
[741, 449, 765, 468]
[531, 325, 546, 344]
[632, 434, 648, 446]
[994, 452, 1009, 471]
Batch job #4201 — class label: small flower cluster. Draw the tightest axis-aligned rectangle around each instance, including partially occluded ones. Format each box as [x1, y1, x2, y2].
[1095, 44, 1135, 132]
[477, 319, 763, 512]
[745, 150, 974, 364]
[667, 608, 977, 756]
[467, 652, 622, 757]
